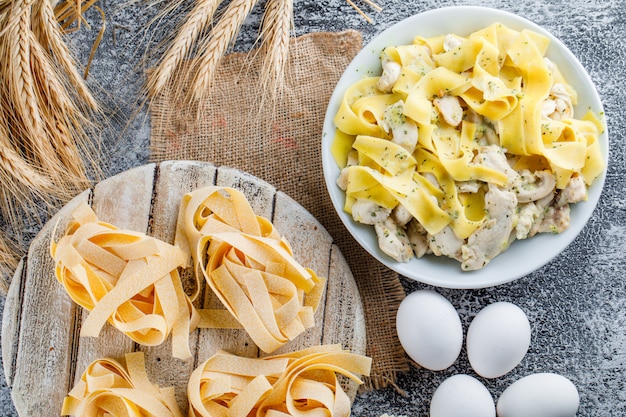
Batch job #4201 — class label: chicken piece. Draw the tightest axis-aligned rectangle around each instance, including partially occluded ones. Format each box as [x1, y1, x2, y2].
[558, 176, 587, 206]
[541, 83, 574, 121]
[476, 147, 556, 203]
[375, 218, 414, 262]
[336, 168, 349, 191]
[443, 34, 464, 51]
[336, 150, 359, 190]
[474, 145, 518, 185]
[461, 184, 517, 270]
[512, 169, 556, 203]
[531, 202, 571, 236]
[381, 101, 419, 152]
[428, 226, 464, 262]
[515, 202, 542, 240]
[521, 192, 555, 239]
[423, 172, 441, 190]
[457, 180, 481, 194]
[407, 219, 430, 258]
[433, 95, 463, 127]
[351, 198, 390, 225]
[391, 204, 413, 227]
[377, 58, 402, 93]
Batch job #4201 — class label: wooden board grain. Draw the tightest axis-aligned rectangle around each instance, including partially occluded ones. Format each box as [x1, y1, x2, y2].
[1, 161, 366, 416]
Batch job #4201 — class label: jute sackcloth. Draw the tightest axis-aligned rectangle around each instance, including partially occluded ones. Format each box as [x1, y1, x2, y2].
[149, 30, 409, 390]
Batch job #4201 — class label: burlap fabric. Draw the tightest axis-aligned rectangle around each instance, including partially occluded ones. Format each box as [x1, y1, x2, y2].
[149, 30, 409, 390]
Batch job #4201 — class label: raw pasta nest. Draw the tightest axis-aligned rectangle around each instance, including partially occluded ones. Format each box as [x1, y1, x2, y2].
[51, 186, 326, 358]
[176, 186, 326, 353]
[187, 345, 372, 417]
[50, 201, 199, 359]
[62, 352, 183, 417]
[332, 22, 605, 270]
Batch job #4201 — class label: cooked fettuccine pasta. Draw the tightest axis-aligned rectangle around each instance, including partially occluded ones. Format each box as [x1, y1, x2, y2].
[333, 22, 605, 270]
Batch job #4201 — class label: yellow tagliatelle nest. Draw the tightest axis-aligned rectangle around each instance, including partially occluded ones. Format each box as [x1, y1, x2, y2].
[187, 345, 372, 417]
[51, 201, 199, 359]
[176, 186, 327, 353]
[62, 352, 183, 417]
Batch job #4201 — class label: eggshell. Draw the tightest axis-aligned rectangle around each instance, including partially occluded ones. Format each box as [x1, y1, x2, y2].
[466, 302, 531, 378]
[496, 373, 580, 417]
[396, 290, 462, 371]
[430, 374, 496, 417]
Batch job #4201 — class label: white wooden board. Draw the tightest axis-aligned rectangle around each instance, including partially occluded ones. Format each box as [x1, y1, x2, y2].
[1, 161, 366, 416]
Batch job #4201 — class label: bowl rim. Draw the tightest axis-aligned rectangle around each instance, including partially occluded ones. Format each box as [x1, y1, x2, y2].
[321, 5, 609, 289]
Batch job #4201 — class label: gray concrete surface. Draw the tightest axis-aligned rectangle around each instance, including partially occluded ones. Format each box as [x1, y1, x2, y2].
[1, 0, 625, 415]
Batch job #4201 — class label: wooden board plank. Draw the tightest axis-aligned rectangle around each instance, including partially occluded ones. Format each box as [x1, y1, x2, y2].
[139, 160, 217, 411]
[72, 164, 156, 388]
[1, 161, 366, 416]
[1, 258, 24, 387]
[8, 190, 90, 416]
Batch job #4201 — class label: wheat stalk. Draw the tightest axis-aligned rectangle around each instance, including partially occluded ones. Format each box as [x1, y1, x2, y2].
[0, 117, 55, 200]
[36, 0, 98, 109]
[0, 0, 104, 289]
[258, 0, 293, 103]
[0, 231, 18, 294]
[144, 0, 381, 107]
[146, 0, 220, 99]
[187, 0, 260, 104]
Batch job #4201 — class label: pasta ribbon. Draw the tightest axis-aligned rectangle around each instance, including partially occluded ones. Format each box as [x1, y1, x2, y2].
[188, 345, 372, 417]
[62, 352, 183, 417]
[404, 66, 471, 125]
[334, 77, 393, 137]
[346, 166, 450, 235]
[51, 202, 199, 359]
[176, 186, 326, 354]
[432, 122, 508, 186]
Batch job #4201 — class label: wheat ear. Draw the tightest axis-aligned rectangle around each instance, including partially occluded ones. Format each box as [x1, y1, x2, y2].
[188, 0, 260, 104]
[147, 0, 221, 99]
[36, 0, 98, 109]
[258, 0, 292, 104]
[7, 1, 47, 157]
[0, 232, 18, 294]
[0, 121, 55, 199]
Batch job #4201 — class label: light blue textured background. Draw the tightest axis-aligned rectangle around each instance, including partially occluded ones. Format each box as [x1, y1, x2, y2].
[1, 0, 625, 415]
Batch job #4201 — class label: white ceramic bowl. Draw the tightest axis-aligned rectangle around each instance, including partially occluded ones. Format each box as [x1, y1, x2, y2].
[321, 6, 608, 289]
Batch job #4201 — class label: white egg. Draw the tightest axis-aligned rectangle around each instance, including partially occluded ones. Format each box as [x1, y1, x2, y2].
[496, 373, 580, 417]
[466, 302, 531, 378]
[430, 374, 496, 417]
[395, 290, 462, 371]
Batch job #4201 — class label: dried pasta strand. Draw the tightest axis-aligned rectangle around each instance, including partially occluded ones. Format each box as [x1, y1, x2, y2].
[62, 352, 184, 417]
[188, 345, 372, 417]
[51, 201, 200, 359]
[176, 186, 327, 353]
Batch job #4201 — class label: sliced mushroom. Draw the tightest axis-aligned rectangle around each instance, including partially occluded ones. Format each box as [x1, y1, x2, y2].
[513, 170, 556, 203]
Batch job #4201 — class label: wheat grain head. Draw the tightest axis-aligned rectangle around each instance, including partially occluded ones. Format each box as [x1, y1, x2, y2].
[146, 0, 221, 99]
[187, 0, 260, 105]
